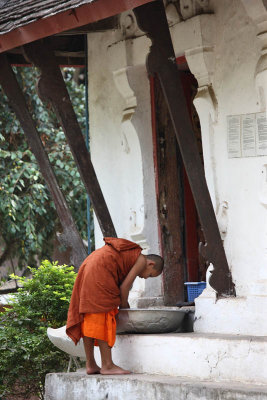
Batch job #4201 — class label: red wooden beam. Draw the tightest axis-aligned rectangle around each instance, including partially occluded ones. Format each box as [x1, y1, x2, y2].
[0, 0, 155, 54]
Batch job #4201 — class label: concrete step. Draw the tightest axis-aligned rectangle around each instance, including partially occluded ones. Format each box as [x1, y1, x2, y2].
[48, 331, 267, 385]
[98, 333, 267, 385]
[45, 372, 267, 400]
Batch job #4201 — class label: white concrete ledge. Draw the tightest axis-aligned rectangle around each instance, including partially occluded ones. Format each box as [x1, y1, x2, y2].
[45, 373, 267, 400]
[48, 330, 267, 385]
[93, 332, 267, 385]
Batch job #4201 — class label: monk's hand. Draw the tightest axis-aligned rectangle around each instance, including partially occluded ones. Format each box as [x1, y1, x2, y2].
[120, 301, 130, 309]
[120, 255, 146, 310]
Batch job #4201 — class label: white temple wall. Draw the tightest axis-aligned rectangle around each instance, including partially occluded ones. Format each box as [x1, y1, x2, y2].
[188, 0, 267, 334]
[210, 0, 264, 295]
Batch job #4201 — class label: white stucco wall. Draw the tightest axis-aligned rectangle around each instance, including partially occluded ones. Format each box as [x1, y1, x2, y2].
[210, 0, 264, 295]
[185, 0, 267, 334]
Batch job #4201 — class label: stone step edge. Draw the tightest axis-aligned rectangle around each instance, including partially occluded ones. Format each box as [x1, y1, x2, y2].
[49, 372, 267, 394]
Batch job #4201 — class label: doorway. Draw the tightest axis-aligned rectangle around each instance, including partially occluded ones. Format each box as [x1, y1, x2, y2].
[151, 60, 206, 305]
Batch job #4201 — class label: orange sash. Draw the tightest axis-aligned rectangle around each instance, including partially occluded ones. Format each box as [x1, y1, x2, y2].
[81, 308, 118, 348]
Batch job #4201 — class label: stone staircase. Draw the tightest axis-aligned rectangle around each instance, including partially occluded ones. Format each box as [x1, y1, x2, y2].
[45, 332, 267, 399]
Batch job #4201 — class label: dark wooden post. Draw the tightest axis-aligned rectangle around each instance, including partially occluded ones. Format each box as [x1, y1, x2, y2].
[134, 1, 235, 298]
[23, 39, 117, 238]
[0, 54, 87, 269]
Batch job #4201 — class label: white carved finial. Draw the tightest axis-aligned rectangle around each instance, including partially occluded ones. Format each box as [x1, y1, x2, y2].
[216, 201, 229, 240]
[204, 263, 216, 298]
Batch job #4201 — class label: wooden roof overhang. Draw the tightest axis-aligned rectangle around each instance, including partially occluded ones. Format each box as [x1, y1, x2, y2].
[0, 0, 236, 300]
[0, 0, 154, 54]
[0, 0, 155, 66]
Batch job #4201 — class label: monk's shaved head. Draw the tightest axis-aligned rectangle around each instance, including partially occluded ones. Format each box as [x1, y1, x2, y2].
[146, 254, 164, 274]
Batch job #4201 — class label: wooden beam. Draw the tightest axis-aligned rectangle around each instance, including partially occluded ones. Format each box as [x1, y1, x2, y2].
[134, 1, 235, 298]
[23, 38, 117, 238]
[6, 35, 86, 67]
[0, 54, 87, 269]
[57, 16, 119, 35]
[6, 53, 85, 67]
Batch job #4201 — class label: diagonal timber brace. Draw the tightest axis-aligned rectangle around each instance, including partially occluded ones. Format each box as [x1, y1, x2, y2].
[134, 1, 235, 297]
[23, 38, 117, 239]
[0, 54, 87, 269]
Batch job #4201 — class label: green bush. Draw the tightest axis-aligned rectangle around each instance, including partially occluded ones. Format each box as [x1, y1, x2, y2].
[0, 260, 77, 400]
[0, 66, 91, 273]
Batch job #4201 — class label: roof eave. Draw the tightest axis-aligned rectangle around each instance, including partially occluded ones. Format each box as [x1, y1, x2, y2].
[0, 0, 155, 54]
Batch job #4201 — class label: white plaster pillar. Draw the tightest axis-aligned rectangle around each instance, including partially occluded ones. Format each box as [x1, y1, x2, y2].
[107, 31, 163, 305]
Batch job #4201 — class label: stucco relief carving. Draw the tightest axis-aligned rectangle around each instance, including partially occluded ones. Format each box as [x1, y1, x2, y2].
[113, 67, 137, 154]
[185, 45, 219, 209]
[113, 67, 137, 113]
[119, 11, 144, 38]
[241, 0, 267, 112]
[112, 66, 148, 250]
[165, 2, 182, 25]
[216, 201, 229, 240]
[179, 0, 212, 20]
[119, 1, 213, 38]
[185, 46, 217, 124]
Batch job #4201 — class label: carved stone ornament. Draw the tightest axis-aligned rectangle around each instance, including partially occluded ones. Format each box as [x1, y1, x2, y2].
[119, 10, 144, 38]
[179, 0, 212, 20]
[186, 45, 217, 120]
[216, 201, 229, 240]
[119, 1, 213, 38]
[165, 2, 182, 25]
[112, 65, 148, 247]
[112, 66, 137, 154]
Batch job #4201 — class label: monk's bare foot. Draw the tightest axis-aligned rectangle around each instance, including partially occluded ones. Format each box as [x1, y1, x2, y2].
[86, 362, 101, 375]
[100, 364, 131, 375]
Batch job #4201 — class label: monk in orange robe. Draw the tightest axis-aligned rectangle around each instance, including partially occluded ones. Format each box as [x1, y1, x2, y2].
[66, 237, 164, 375]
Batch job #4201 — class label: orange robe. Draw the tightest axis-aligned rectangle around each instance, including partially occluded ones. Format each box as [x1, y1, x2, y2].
[81, 308, 118, 347]
[66, 237, 142, 345]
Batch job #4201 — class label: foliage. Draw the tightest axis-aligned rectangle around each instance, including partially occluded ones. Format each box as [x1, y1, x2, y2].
[0, 66, 93, 273]
[0, 260, 77, 399]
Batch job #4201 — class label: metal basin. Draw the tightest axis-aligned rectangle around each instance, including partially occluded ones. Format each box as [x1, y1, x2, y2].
[116, 307, 186, 334]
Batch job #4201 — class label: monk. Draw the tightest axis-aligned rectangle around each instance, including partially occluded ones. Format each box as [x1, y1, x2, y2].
[66, 237, 164, 375]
